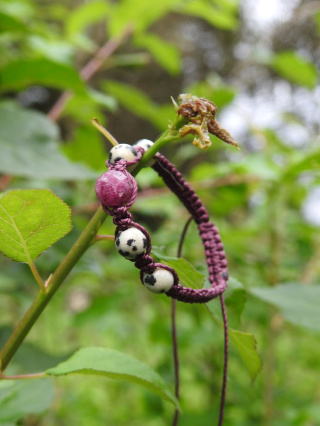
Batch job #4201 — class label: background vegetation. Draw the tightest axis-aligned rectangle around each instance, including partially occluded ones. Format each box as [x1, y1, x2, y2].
[0, 0, 320, 425]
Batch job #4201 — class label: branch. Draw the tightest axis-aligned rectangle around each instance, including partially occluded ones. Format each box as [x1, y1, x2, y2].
[47, 24, 134, 122]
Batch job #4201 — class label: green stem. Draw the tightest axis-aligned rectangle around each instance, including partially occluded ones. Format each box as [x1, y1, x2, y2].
[0, 116, 186, 374]
[0, 207, 107, 372]
[29, 262, 45, 291]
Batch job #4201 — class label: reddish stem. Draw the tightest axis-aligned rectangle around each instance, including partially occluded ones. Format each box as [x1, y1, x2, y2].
[47, 24, 134, 122]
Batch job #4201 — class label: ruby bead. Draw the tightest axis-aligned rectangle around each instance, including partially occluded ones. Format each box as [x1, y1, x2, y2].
[95, 170, 137, 208]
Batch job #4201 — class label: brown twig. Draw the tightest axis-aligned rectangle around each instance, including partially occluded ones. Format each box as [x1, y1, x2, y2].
[47, 24, 134, 122]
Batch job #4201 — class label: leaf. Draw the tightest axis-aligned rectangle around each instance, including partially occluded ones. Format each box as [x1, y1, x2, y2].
[0, 189, 72, 263]
[0, 379, 54, 423]
[28, 36, 74, 65]
[62, 124, 107, 171]
[103, 80, 173, 130]
[133, 33, 181, 75]
[224, 277, 246, 328]
[160, 257, 206, 289]
[0, 11, 28, 33]
[176, 0, 239, 30]
[281, 149, 320, 181]
[0, 102, 97, 179]
[205, 278, 262, 381]
[46, 347, 179, 408]
[270, 51, 318, 89]
[250, 284, 320, 333]
[66, 0, 110, 37]
[108, 0, 176, 36]
[0, 59, 86, 93]
[228, 328, 262, 382]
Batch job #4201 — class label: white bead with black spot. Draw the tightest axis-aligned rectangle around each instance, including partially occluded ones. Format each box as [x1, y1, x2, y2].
[115, 227, 147, 259]
[133, 139, 156, 166]
[142, 267, 174, 294]
[109, 144, 138, 164]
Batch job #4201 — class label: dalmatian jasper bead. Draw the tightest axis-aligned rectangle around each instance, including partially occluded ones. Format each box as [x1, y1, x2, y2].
[142, 267, 174, 294]
[133, 139, 155, 166]
[134, 139, 154, 152]
[115, 227, 147, 259]
[109, 144, 138, 164]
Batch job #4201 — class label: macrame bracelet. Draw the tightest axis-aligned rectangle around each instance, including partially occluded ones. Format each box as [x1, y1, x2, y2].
[95, 140, 229, 304]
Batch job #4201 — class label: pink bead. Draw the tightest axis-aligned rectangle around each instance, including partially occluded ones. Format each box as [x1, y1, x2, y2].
[95, 170, 137, 208]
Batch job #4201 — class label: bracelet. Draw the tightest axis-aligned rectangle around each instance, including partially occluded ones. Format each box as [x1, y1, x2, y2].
[95, 140, 229, 303]
[95, 139, 229, 425]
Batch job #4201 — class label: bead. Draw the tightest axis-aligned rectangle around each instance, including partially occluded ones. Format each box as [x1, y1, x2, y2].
[133, 139, 155, 166]
[109, 144, 138, 164]
[115, 227, 147, 259]
[134, 139, 154, 151]
[142, 267, 174, 294]
[95, 170, 137, 208]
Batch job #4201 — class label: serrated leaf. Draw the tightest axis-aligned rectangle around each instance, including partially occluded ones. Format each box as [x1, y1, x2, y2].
[46, 347, 179, 408]
[0, 102, 97, 179]
[270, 51, 318, 89]
[0, 59, 86, 93]
[250, 283, 320, 333]
[0, 189, 72, 263]
[133, 33, 181, 75]
[228, 328, 262, 382]
[0, 379, 54, 423]
[160, 257, 206, 289]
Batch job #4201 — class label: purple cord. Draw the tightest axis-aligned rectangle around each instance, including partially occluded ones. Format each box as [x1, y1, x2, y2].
[95, 149, 229, 425]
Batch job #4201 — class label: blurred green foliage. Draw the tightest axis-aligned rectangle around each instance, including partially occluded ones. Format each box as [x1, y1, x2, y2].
[0, 0, 320, 425]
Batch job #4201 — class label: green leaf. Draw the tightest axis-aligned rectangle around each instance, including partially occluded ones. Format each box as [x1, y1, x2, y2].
[281, 149, 320, 181]
[0, 102, 96, 179]
[0, 379, 54, 423]
[205, 277, 246, 328]
[133, 33, 181, 75]
[270, 51, 318, 89]
[250, 284, 320, 333]
[0, 11, 28, 33]
[62, 124, 107, 171]
[0, 59, 86, 93]
[108, 0, 176, 36]
[205, 279, 262, 381]
[0, 189, 72, 263]
[228, 328, 262, 382]
[28, 36, 74, 65]
[66, 0, 110, 38]
[103, 80, 173, 130]
[46, 347, 179, 408]
[177, 0, 239, 30]
[160, 257, 206, 289]
[224, 277, 246, 328]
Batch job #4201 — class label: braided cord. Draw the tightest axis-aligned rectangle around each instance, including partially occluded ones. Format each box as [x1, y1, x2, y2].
[152, 154, 228, 303]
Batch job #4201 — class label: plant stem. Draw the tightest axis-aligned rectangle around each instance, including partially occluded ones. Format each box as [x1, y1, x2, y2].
[29, 262, 45, 291]
[91, 118, 119, 146]
[0, 118, 186, 373]
[0, 372, 46, 380]
[0, 206, 107, 372]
